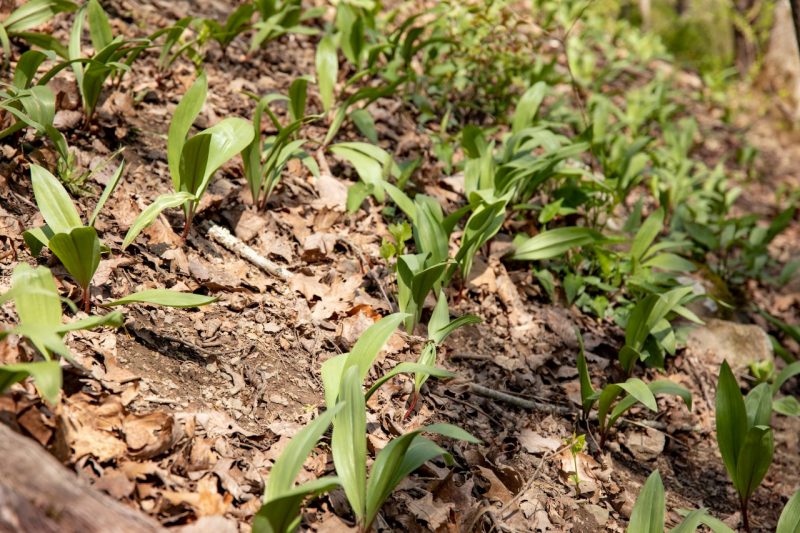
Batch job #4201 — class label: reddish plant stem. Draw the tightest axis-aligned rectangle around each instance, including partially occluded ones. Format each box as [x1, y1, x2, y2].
[82, 286, 90, 314]
[181, 209, 195, 242]
[741, 497, 751, 533]
[403, 392, 419, 420]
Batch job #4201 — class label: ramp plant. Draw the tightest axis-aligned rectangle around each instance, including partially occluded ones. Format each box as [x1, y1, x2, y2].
[715, 360, 774, 532]
[123, 71, 254, 246]
[0, 264, 123, 404]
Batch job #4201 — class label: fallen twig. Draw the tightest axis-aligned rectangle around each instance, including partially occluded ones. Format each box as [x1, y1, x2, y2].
[467, 382, 574, 416]
[203, 222, 292, 281]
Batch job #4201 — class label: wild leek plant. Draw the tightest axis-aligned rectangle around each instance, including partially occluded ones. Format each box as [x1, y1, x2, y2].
[24, 164, 216, 312]
[241, 77, 319, 209]
[0, 51, 69, 162]
[627, 470, 734, 533]
[24, 163, 124, 311]
[250, 0, 322, 51]
[771, 361, 800, 416]
[68, 0, 149, 124]
[576, 331, 691, 448]
[0, 264, 123, 404]
[777, 490, 800, 533]
[715, 360, 773, 532]
[0, 0, 77, 64]
[123, 72, 253, 246]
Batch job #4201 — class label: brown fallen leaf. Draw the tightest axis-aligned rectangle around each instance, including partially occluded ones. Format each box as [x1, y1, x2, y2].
[123, 411, 178, 459]
[162, 475, 231, 517]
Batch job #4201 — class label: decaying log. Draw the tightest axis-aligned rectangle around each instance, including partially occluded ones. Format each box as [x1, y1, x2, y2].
[0, 422, 164, 533]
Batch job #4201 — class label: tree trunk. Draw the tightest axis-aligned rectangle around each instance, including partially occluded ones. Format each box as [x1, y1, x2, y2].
[0, 422, 164, 533]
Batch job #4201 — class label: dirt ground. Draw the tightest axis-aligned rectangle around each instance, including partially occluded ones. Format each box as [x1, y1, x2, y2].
[1, 0, 800, 531]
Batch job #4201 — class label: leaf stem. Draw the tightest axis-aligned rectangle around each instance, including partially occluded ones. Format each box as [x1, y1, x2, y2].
[82, 285, 90, 313]
[741, 497, 751, 533]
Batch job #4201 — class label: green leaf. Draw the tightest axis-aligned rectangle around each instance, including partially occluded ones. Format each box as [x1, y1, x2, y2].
[670, 508, 717, 533]
[30, 164, 82, 233]
[773, 361, 800, 395]
[57, 310, 123, 333]
[106, 289, 215, 308]
[121, 191, 195, 249]
[733, 425, 773, 501]
[351, 109, 377, 144]
[168, 72, 208, 190]
[627, 470, 664, 533]
[598, 378, 656, 432]
[630, 208, 664, 263]
[776, 489, 800, 533]
[322, 313, 406, 407]
[365, 423, 478, 527]
[179, 117, 254, 199]
[4, 0, 77, 33]
[87, 0, 112, 50]
[254, 477, 340, 533]
[510, 227, 603, 261]
[316, 34, 339, 113]
[364, 361, 454, 401]
[575, 330, 596, 417]
[715, 360, 748, 486]
[0, 361, 62, 405]
[89, 158, 125, 227]
[9, 264, 62, 327]
[265, 404, 342, 501]
[287, 77, 308, 123]
[744, 383, 773, 428]
[331, 366, 367, 522]
[48, 227, 101, 291]
[512, 81, 546, 134]
[773, 396, 800, 417]
[610, 380, 692, 429]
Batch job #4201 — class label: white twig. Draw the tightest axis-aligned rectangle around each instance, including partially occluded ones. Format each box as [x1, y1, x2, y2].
[204, 222, 292, 281]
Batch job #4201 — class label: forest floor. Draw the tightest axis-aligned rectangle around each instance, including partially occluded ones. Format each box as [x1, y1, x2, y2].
[1, 0, 800, 532]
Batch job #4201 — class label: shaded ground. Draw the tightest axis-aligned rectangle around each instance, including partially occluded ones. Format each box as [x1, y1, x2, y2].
[1, 0, 800, 531]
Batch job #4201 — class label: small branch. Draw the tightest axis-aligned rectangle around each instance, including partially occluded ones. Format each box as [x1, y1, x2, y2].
[203, 222, 292, 281]
[467, 383, 573, 416]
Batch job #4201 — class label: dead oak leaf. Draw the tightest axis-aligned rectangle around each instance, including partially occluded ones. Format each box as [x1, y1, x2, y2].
[400, 491, 454, 531]
[162, 475, 231, 517]
[123, 411, 178, 459]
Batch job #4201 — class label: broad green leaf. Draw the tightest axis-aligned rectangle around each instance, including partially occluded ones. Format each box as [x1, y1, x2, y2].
[10, 264, 62, 327]
[106, 289, 215, 308]
[773, 395, 800, 417]
[776, 489, 800, 533]
[87, 0, 112, 50]
[364, 362, 454, 401]
[630, 208, 664, 262]
[0, 361, 62, 405]
[287, 77, 308, 123]
[30, 164, 82, 233]
[733, 426, 773, 501]
[627, 470, 664, 533]
[179, 117, 254, 199]
[744, 383, 773, 428]
[12, 323, 72, 361]
[351, 108, 377, 143]
[253, 476, 341, 533]
[610, 380, 692, 429]
[716, 360, 747, 485]
[773, 361, 800, 395]
[168, 72, 208, 189]
[121, 191, 195, 249]
[57, 310, 123, 333]
[512, 82, 546, 134]
[510, 227, 603, 261]
[670, 508, 711, 533]
[265, 404, 342, 501]
[675, 509, 736, 533]
[365, 424, 478, 527]
[4, 0, 77, 33]
[89, 158, 125, 227]
[597, 378, 656, 432]
[48, 227, 101, 290]
[331, 366, 367, 521]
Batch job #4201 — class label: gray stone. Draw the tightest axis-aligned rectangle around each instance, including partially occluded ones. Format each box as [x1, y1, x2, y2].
[686, 319, 772, 369]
